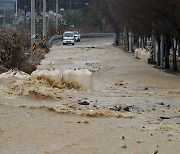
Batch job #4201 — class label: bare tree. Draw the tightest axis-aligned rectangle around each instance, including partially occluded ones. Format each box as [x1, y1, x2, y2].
[99, 0, 180, 70]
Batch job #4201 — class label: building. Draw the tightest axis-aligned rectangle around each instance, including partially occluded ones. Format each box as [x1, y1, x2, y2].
[0, 0, 16, 24]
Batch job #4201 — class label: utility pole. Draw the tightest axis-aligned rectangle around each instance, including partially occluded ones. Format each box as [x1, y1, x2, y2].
[69, 0, 71, 25]
[152, 33, 156, 63]
[43, 0, 47, 46]
[31, 0, 36, 61]
[56, 0, 58, 29]
[24, 5, 27, 28]
[3, 0, 6, 25]
[99, 0, 101, 16]
[14, 0, 18, 24]
[15, 0, 17, 15]
[123, 27, 126, 50]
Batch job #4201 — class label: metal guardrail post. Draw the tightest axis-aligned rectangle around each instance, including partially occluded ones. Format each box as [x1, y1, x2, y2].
[43, 0, 47, 47]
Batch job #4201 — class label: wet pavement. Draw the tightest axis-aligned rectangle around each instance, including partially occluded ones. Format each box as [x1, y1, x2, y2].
[0, 37, 180, 154]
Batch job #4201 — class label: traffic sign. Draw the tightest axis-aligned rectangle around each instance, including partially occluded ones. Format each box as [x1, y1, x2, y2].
[77, 28, 80, 32]
[106, 28, 109, 32]
[56, 30, 62, 35]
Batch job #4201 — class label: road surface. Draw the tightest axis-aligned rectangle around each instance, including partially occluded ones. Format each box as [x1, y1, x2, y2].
[0, 37, 180, 154]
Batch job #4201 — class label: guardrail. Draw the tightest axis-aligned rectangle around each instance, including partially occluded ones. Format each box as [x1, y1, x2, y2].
[48, 33, 114, 47]
[81, 33, 114, 38]
[48, 35, 63, 47]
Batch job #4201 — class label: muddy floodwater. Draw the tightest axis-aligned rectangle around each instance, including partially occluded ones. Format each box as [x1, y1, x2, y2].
[0, 38, 180, 154]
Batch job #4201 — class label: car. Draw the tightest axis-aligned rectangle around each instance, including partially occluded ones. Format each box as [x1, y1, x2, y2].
[73, 31, 81, 42]
[63, 31, 75, 45]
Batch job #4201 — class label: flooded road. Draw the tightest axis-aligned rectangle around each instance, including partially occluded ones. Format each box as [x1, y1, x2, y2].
[0, 37, 180, 154]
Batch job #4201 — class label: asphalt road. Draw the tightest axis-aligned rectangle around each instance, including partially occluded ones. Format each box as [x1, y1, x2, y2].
[0, 37, 180, 154]
[54, 37, 114, 47]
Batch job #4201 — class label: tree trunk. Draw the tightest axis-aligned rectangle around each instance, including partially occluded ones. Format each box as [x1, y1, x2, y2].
[164, 36, 170, 69]
[173, 38, 178, 71]
[144, 36, 147, 47]
[136, 36, 139, 48]
[116, 31, 120, 46]
[128, 32, 133, 52]
[157, 35, 161, 66]
[151, 34, 156, 63]
[160, 34, 164, 67]
[178, 38, 180, 58]
[115, 28, 120, 46]
[140, 37, 144, 48]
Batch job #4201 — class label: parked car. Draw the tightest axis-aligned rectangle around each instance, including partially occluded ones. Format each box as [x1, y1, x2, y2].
[73, 31, 81, 42]
[63, 31, 75, 45]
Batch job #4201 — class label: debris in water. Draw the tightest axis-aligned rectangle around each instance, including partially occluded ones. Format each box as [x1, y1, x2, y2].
[109, 106, 122, 111]
[160, 116, 171, 120]
[77, 120, 89, 124]
[115, 81, 128, 86]
[144, 87, 149, 90]
[121, 145, 127, 149]
[109, 105, 140, 113]
[37, 105, 134, 118]
[78, 100, 89, 106]
[160, 102, 164, 106]
[167, 105, 170, 108]
[76, 109, 133, 118]
[123, 106, 130, 112]
[137, 141, 144, 143]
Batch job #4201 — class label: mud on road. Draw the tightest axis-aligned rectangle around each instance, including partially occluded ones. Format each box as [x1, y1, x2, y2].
[0, 38, 180, 154]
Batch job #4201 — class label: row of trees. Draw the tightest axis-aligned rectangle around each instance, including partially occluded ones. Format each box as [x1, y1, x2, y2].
[18, 0, 91, 13]
[17, 0, 101, 34]
[95, 0, 179, 71]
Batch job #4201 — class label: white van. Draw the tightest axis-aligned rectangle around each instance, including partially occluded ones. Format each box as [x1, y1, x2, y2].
[63, 31, 75, 45]
[73, 31, 81, 42]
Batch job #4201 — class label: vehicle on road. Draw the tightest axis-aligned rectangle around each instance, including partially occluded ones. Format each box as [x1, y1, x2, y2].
[73, 31, 81, 42]
[63, 31, 75, 45]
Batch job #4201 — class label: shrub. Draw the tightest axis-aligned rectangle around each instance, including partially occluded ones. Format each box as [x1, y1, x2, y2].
[0, 27, 36, 74]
